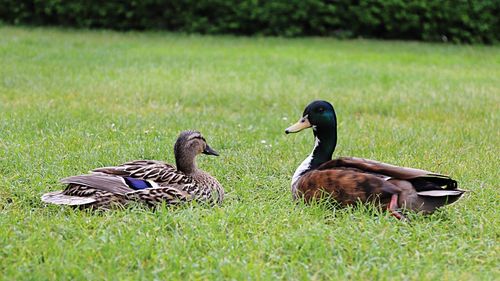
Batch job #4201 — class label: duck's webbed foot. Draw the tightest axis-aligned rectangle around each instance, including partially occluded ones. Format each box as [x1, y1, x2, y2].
[388, 194, 409, 222]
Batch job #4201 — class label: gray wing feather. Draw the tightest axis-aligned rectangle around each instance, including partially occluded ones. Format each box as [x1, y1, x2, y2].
[91, 160, 184, 184]
[60, 173, 133, 195]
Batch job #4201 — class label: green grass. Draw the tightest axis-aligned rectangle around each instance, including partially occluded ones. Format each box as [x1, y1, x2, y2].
[0, 26, 499, 280]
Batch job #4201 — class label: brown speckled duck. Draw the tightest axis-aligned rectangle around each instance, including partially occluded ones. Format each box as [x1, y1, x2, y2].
[285, 100, 465, 220]
[42, 130, 224, 208]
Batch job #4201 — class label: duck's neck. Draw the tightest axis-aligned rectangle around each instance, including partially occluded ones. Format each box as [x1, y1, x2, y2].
[309, 126, 337, 169]
[291, 125, 337, 187]
[175, 152, 198, 175]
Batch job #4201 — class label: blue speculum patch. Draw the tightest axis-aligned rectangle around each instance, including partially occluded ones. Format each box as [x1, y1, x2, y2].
[124, 177, 152, 190]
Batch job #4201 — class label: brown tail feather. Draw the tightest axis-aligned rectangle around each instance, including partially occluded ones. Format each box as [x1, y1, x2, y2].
[41, 191, 96, 206]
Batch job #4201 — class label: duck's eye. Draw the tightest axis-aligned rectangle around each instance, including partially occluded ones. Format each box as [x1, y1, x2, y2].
[317, 107, 325, 113]
[193, 136, 206, 143]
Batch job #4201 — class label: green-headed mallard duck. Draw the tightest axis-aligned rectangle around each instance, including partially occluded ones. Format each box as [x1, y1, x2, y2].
[285, 100, 465, 219]
[42, 130, 224, 208]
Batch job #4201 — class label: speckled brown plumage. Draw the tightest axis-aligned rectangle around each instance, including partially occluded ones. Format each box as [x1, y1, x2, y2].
[41, 131, 224, 209]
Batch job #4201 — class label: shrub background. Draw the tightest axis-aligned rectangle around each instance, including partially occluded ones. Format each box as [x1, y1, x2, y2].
[0, 0, 498, 44]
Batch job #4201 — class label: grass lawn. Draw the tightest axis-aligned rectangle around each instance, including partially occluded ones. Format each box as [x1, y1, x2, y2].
[0, 26, 498, 280]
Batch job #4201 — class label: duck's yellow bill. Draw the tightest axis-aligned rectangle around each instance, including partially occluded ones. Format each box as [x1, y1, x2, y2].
[285, 116, 311, 134]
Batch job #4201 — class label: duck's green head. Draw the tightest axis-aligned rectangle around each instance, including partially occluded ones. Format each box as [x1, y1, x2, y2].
[285, 100, 336, 134]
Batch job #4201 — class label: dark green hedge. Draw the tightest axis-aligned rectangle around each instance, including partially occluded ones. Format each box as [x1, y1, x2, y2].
[1, 0, 498, 43]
